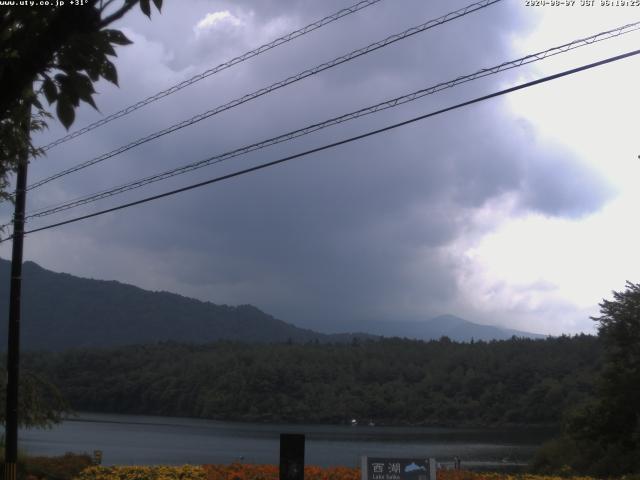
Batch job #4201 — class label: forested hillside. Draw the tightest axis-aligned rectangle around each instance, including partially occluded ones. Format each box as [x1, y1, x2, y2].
[0, 259, 371, 349]
[0, 259, 546, 349]
[23, 335, 600, 426]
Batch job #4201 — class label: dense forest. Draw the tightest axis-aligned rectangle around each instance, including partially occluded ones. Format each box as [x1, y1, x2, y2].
[22, 335, 600, 427]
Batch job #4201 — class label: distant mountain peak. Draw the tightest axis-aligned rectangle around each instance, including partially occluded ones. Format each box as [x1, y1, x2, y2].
[0, 258, 542, 351]
[358, 314, 544, 342]
[427, 314, 467, 327]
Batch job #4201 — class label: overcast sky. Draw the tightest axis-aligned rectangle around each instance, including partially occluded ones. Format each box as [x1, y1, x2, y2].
[2, 0, 639, 335]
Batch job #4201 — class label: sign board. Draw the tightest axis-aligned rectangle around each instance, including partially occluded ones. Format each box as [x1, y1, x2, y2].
[280, 434, 305, 480]
[92, 450, 103, 465]
[361, 457, 436, 480]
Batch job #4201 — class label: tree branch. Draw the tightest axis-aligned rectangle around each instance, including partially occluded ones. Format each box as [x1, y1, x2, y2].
[100, 0, 118, 13]
[99, 0, 139, 28]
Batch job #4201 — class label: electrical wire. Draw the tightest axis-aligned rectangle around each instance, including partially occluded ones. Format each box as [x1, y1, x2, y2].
[6, 47, 637, 242]
[27, 0, 502, 191]
[38, 0, 386, 152]
[23, 20, 640, 221]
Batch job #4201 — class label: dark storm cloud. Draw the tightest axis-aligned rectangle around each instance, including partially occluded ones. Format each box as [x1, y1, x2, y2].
[10, 0, 613, 332]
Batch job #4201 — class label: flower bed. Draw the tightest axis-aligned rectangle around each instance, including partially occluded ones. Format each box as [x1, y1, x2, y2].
[436, 471, 598, 480]
[75, 465, 206, 480]
[73, 464, 608, 480]
[203, 464, 359, 480]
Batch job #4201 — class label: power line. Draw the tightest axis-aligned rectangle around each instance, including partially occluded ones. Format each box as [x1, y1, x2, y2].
[23, 20, 640, 221]
[38, 0, 386, 153]
[8, 48, 638, 242]
[27, 0, 502, 191]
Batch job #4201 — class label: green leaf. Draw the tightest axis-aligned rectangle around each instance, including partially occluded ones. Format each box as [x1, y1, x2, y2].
[78, 83, 98, 110]
[72, 73, 98, 110]
[42, 77, 57, 105]
[86, 68, 100, 82]
[56, 98, 75, 130]
[101, 39, 117, 57]
[81, 93, 98, 110]
[92, 32, 117, 57]
[57, 75, 80, 107]
[152, 0, 162, 11]
[73, 73, 96, 95]
[31, 97, 43, 110]
[101, 59, 118, 86]
[85, 55, 102, 82]
[103, 29, 132, 46]
[140, 0, 151, 18]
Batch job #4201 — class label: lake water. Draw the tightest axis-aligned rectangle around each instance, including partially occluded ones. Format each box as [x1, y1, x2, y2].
[19, 412, 554, 468]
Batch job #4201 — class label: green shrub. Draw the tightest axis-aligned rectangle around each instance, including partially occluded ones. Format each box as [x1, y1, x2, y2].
[21, 453, 93, 480]
[531, 438, 580, 476]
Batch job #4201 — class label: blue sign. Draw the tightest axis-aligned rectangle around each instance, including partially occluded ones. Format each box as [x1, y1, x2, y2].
[361, 457, 435, 480]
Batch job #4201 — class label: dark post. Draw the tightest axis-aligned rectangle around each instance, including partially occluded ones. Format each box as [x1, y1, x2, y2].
[4, 114, 29, 480]
[279, 433, 305, 480]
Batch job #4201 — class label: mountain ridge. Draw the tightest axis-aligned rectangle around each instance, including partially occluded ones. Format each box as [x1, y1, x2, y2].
[0, 258, 544, 350]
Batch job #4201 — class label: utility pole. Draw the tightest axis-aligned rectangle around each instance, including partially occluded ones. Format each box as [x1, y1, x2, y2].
[4, 108, 30, 480]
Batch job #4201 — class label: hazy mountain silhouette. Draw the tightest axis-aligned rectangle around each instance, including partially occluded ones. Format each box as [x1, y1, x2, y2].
[0, 259, 543, 350]
[360, 314, 545, 341]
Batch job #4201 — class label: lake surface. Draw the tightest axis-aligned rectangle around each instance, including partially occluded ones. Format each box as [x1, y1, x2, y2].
[20, 412, 554, 468]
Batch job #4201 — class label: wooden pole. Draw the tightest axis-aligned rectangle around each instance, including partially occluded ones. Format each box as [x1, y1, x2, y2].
[4, 109, 29, 480]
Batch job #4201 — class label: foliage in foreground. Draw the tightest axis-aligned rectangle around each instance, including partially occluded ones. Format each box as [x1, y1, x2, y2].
[533, 282, 640, 476]
[72, 465, 609, 480]
[0, 0, 163, 201]
[203, 464, 359, 480]
[75, 465, 205, 480]
[0, 452, 92, 480]
[436, 471, 601, 480]
[0, 368, 68, 428]
[23, 453, 94, 480]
